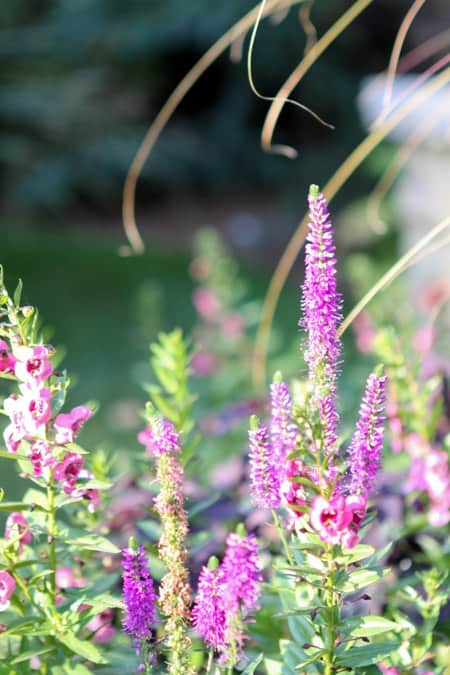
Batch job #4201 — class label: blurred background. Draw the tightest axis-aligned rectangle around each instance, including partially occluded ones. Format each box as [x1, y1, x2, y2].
[1, 1, 449, 490]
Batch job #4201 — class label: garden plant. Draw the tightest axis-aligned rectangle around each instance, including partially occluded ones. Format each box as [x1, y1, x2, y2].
[1, 1, 450, 673]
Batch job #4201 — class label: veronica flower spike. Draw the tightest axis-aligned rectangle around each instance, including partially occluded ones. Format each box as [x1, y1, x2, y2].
[348, 368, 387, 498]
[122, 541, 156, 666]
[301, 185, 342, 455]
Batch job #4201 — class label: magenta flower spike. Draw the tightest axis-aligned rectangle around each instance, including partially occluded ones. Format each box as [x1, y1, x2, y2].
[122, 544, 156, 649]
[348, 371, 387, 497]
[270, 377, 298, 465]
[191, 562, 226, 651]
[221, 531, 262, 615]
[301, 185, 342, 454]
[248, 418, 280, 509]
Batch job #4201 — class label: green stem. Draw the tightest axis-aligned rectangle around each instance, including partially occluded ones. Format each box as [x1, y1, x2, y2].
[272, 509, 294, 566]
[205, 648, 214, 675]
[323, 546, 337, 675]
[47, 477, 57, 603]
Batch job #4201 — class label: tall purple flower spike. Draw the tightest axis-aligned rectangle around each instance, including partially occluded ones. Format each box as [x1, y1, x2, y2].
[348, 371, 387, 497]
[191, 564, 226, 651]
[248, 419, 280, 509]
[301, 185, 342, 454]
[122, 544, 156, 648]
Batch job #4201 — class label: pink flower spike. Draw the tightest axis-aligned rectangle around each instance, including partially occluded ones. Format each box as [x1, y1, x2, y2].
[138, 417, 180, 456]
[5, 512, 32, 548]
[14, 345, 53, 384]
[54, 406, 92, 445]
[0, 571, 16, 612]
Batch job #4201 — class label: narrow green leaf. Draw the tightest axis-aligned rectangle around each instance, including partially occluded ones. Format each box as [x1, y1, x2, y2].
[338, 567, 389, 593]
[336, 641, 401, 668]
[0, 501, 44, 511]
[11, 647, 55, 665]
[57, 632, 107, 664]
[13, 278, 23, 306]
[242, 653, 263, 674]
[65, 535, 119, 554]
[340, 615, 399, 638]
[295, 649, 327, 670]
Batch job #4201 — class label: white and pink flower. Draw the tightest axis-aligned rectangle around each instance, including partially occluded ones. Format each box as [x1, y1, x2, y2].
[0, 571, 16, 612]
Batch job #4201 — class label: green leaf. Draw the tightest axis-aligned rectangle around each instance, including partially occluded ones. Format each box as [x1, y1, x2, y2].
[57, 631, 107, 664]
[336, 641, 401, 668]
[287, 615, 316, 646]
[65, 534, 119, 554]
[0, 451, 31, 462]
[78, 593, 123, 615]
[51, 663, 93, 675]
[340, 615, 399, 638]
[295, 650, 327, 670]
[0, 500, 44, 511]
[335, 544, 375, 566]
[188, 494, 220, 518]
[23, 488, 49, 510]
[13, 278, 23, 306]
[264, 658, 282, 675]
[11, 647, 56, 665]
[242, 653, 263, 674]
[338, 567, 389, 593]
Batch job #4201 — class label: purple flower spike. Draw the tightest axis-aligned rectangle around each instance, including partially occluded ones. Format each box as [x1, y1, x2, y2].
[138, 417, 180, 456]
[248, 420, 280, 509]
[348, 371, 387, 496]
[301, 185, 342, 452]
[192, 565, 226, 651]
[221, 532, 262, 615]
[270, 379, 298, 464]
[122, 545, 156, 647]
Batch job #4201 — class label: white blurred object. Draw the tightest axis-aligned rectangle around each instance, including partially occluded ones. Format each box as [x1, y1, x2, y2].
[358, 74, 450, 329]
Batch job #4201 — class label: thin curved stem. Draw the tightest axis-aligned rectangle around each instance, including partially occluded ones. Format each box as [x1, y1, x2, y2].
[252, 66, 450, 390]
[261, 0, 374, 157]
[378, 0, 427, 123]
[122, 0, 304, 254]
[338, 215, 450, 338]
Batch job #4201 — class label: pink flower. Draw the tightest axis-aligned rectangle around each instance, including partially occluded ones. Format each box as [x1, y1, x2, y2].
[378, 665, 400, 675]
[0, 339, 15, 374]
[0, 571, 16, 611]
[20, 386, 52, 435]
[193, 288, 221, 320]
[53, 452, 84, 494]
[413, 324, 435, 354]
[191, 351, 218, 376]
[55, 567, 86, 589]
[222, 313, 245, 338]
[29, 440, 54, 477]
[3, 424, 23, 453]
[54, 406, 92, 445]
[86, 609, 116, 643]
[310, 494, 367, 548]
[14, 345, 53, 384]
[5, 512, 32, 548]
